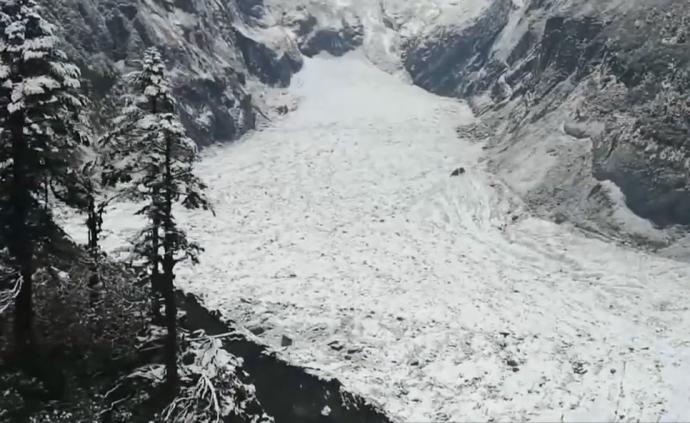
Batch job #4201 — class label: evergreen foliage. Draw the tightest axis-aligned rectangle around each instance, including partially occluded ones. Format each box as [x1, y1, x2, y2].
[0, 0, 88, 351]
[101, 47, 211, 392]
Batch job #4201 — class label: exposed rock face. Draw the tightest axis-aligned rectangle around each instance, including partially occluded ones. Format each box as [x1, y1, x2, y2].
[298, 23, 363, 58]
[590, 4, 690, 227]
[268, 3, 364, 58]
[42, 0, 303, 145]
[403, 0, 514, 97]
[403, 0, 690, 232]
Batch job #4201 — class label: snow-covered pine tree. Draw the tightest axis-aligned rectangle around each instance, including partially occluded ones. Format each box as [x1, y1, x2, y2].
[100, 50, 170, 321]
[102, 47, 211, 393]
[0, 0, 87, 352]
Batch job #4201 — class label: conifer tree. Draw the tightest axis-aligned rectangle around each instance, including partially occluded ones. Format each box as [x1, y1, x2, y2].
[0, 0, 87, 352]
[102, 47, 211, 393]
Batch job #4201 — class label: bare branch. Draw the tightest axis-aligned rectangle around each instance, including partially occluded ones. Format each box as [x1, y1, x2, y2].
[0, 274, 21, 315]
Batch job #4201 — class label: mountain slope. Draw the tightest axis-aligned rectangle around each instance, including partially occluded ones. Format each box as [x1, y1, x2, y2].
[401, 0, 690, 239]
[44, 0, 303, 145]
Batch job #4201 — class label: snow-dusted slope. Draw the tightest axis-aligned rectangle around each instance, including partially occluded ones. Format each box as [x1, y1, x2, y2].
[43, 0, 303, 144]
[266, 0, 494, 35]
[64, 53, 690, 422]
[263, 0, 497, 73]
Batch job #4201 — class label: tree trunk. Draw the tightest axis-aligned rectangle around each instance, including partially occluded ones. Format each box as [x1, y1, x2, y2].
[161, 259, 178, 395]
[9, 110, 34, 353]
[161, 133, 178, 395]
[150, 209, 162, 321]
[86, 195, 98, 255]
[149, 98, 163, 322]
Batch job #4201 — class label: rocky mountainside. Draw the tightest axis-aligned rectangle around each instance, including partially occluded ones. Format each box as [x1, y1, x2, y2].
[400, 0, 690, 241]
[43, 0, 304, 145]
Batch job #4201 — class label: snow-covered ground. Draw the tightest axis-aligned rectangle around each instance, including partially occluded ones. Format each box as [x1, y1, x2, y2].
[63, 53, 690, 422]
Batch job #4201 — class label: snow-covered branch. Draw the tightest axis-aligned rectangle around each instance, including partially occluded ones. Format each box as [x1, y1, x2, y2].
[126, 331, 273, 423]
[161, 333, 274, 423]
[0, 274, 21, 315]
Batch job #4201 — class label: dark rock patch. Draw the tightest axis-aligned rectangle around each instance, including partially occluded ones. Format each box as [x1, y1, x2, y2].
[451, 167, 466, 177]
[301, 27, 363, 57]
[402, 0, 513, 97]
[235, 29, 303, 87]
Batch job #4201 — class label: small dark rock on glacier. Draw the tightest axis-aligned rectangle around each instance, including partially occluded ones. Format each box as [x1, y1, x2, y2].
[250, 326, 266, 336]
[451, 167, 466, 177]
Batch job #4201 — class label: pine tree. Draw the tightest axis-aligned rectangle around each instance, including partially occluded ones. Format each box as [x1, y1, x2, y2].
[102, 48, 211, 393]
[0, 0, 87, 352]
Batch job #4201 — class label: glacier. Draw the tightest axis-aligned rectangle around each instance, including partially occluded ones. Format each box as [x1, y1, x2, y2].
[61, 51, 690, 422]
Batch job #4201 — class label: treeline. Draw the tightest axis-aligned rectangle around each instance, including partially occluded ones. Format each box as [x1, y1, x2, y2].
[0, 0, 210, 404]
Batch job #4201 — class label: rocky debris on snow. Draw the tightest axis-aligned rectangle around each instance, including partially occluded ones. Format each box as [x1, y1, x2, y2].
[274, 270, 298, 279]
[250, 326, 267, 336]
[553, 212, 568, 225]
[563, 122, 599, 140]
[506, 358, 519, 367]
[457, 122, 495, 140]
[328, 340, 344, 351]
[451, 167, 466, 177]
[281, 335, 293, 347]
[572, 361, 588, 375]
[346, 347, 363, 355]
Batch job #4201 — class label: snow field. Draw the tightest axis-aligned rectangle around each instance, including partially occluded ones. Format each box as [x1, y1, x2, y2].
[63, 53, 690, 422]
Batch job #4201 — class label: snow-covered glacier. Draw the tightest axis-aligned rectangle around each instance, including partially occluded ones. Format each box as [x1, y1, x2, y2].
[62, 51, 690, 422]
[55, 0, 690, 421]
[263, 0, 690, 242]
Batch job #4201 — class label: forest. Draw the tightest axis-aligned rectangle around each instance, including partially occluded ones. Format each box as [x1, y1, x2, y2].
[0, 1, 263, 421]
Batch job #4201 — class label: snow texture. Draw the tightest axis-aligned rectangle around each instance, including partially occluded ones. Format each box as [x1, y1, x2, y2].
[62, 53, 690, 422]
